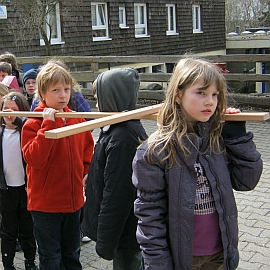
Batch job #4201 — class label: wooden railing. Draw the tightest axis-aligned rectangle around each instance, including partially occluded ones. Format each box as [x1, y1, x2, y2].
[16, 54, 270, 83]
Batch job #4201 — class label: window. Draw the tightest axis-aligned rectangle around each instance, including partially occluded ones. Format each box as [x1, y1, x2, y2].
[91, 2, 109, 40]
[40, 2, 63, 45]
[119, 6, 128, 28]
[134, 3, 148, 37]
[166, 4, 177, 35]
[192, 5, 203, 33]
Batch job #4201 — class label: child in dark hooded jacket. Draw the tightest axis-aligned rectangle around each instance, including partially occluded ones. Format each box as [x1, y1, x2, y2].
[82, 68, 147, 270]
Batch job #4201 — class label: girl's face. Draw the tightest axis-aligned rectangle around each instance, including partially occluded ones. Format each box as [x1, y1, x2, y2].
[42, 82, 71, 112]
[176, 78, 219, 123]
[25, 78, 37, 96]
[2, 99, 19, 129]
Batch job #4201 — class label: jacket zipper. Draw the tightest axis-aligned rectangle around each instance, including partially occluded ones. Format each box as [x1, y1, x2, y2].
[64, 118, 75, 211]
[204, 154, 230, 269]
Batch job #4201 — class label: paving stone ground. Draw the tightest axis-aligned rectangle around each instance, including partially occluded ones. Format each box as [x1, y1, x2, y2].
[2, 115, 270, 269]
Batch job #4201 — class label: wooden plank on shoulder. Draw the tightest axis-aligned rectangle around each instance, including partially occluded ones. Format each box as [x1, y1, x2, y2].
[0, 111, 117, 118]
[44, 111, 269, 139]
[0, 107, 269, 140]
[44, 104, 162, 139]
[0, 111, 268, 121]
[223, 112, 269, 121]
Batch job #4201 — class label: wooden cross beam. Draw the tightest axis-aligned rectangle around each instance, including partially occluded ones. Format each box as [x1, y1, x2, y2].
[221, 112, 269, 121]
[44, 110, 269, 139]
[0, 105, 269, 139]
[0, 111, 158, 120]
[0, 109, 269, 122]
[44, 104, 162, 139]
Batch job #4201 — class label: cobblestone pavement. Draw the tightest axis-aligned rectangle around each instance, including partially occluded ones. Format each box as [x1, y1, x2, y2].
[4, 117, 270, 269]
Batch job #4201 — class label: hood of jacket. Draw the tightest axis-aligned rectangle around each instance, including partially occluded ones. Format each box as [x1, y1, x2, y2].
[96, 67, 140, 112]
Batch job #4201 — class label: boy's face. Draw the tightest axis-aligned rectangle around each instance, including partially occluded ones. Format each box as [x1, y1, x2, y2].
[25, 78, 37, 96]
[0, 71, 9, 82]
[42, 82, 71, 112]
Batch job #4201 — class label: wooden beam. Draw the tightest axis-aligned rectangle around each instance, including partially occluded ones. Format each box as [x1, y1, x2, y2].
[16, 54, 270, 65]
[0, 110, 268, 122]
[44, 104, 162, 139]
[222, 112, 269, 121]
[43, 111, 269, 139]
[136, 112, 269, 121]
[0, 111, 115, 118]
[0, 111, 158, 120]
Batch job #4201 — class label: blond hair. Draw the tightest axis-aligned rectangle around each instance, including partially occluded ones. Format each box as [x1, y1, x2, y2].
[37, 59, 73, 101]
[0, 82, 9, 97]
[147, 57, 227, 168]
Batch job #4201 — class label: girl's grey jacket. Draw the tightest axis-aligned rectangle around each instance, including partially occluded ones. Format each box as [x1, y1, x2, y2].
[132, 121, 263, 270]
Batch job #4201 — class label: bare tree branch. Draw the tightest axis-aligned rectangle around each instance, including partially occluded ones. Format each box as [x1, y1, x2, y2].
[7, 0, 63, 55]
[225, 0, 270, 33]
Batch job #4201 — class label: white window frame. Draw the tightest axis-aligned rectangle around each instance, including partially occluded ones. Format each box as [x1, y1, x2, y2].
[119, 6, 129, 28]
[192, 5, 203, 33]
[134, 3, 149, 37]
[40, 3, 64, 46]
[91, 2, 110, 41]
[166, 4, 178, 35]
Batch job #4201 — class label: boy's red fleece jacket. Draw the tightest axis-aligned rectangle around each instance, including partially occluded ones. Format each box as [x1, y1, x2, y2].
[21, 103, 94, 213]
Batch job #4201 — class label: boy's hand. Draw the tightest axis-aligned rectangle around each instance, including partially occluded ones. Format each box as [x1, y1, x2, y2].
[43, 108, 58, 121]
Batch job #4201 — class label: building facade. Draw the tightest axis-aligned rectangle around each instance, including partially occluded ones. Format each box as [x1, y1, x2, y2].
[0, 0, 226, 58]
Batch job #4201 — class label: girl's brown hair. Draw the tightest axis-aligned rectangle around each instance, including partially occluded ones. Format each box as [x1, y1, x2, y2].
[147, 57, 227, 168]
[0, 92, 30, 126]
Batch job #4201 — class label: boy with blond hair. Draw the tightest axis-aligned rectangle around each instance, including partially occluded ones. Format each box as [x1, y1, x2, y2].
[22, 60, 94, 270]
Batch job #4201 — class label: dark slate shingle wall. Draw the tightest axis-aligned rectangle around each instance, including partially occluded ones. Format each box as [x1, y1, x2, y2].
[0, 0, 225, 57]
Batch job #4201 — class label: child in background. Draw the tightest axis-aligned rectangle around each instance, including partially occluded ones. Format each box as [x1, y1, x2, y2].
[21, 60, 94, 270]
[22, 69, 38, 107]
[0, 63, 20, 93]
[132, 58, 263, 270]
[0, 52, 23, 87]
[0, 92, 38, 270]
[0, 84, 23, 254]
[0, 62, 12, 82]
